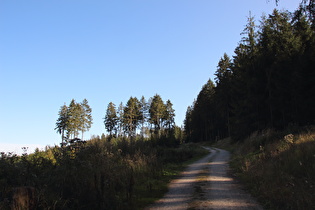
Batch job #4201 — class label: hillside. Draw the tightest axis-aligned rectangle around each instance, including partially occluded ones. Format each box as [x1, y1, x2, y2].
[215, 126, 315, 209]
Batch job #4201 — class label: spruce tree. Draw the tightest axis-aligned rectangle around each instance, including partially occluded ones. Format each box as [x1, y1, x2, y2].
[214, 53, 232, 137]
[117, 102, 124, 137]
[55, 104, 68, 146]
[164, 100, 175, 130]
[184, 105, 193, 141]
[104, 102, 118, 138]
[149, 94, 166, 136]
[67, 99, 83, 139]
[123, 97, 143, 137]
[140, 96, 149, 138]
[81, 99, 93, 140]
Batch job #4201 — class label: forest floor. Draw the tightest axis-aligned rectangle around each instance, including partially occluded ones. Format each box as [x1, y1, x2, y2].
[145, 147, 263, 210]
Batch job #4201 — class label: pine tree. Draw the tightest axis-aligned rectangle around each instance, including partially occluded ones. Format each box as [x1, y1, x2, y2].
[259, 9, 299, 128]
[55, 104, 68, 146]
[81, 99, 93, 140]
[104, 102, 118, 138]
[67, 99, 83, 139]
[140, 96, 149, 138]
[184, 5, 315, 142]
[184, 104, 194, 140]
[149, 94, 166, 136]
[291, 9, 315, 124]
[214, 53, 232, 137]
[123, 97, 143, 137]
[164, 100, 175, 131]
[117, 102, 124, 137]
[229, 13, 263, 140]
[186, 80, 216, 142]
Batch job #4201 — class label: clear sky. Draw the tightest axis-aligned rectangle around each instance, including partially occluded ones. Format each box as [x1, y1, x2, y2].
[0, 0, 301, 149]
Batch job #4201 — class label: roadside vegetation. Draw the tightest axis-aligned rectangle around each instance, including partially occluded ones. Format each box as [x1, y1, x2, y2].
[217, 126, 315, 209]
[0, 93, 209, 209]
[0, 135, 208, 209]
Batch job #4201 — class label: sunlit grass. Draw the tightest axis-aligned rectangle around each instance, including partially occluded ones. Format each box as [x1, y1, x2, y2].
[225, 127, 315, 209]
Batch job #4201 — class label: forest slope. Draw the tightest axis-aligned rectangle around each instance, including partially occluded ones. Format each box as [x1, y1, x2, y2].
[216, 127, 315, 209]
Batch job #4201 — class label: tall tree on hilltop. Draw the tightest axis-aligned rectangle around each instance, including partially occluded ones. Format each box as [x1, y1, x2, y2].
[56, 99, 93, 143]
[164, 99, 175, 131]
[117, 102, 124, 137]
[123, 97, 143, 137]
[67, 99, 83, 139]
[55, 104, 68, 146]
[81, 99, 93, 140]
[104, 102, 118, 138]
[149, 94, 166, 136]
[140, 96, 149, 138]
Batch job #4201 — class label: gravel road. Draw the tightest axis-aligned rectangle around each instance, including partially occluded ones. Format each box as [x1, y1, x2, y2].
[146, 147, 263, 210]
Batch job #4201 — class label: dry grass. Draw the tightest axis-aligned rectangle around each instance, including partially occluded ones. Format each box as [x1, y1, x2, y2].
[225, 127, 315, 209]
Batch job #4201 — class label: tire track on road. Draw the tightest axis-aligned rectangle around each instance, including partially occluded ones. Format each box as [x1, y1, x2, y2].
[146, 147, 263, 210]
[146, 147, 216, 210]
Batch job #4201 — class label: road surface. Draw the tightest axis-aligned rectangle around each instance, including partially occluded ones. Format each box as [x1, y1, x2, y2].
[146, 147, 263, 210]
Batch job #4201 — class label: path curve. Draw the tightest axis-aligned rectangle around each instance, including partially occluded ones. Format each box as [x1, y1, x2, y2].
[146, 147, 263, 210]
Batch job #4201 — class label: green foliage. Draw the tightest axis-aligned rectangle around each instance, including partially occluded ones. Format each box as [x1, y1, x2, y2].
[184, 79, 222, 142]
[123, 97, 143, 137]
[55, 104, 68, 144]
[0, 129, 198, 209]
[55, 99, 93, 144]
[104, 102, 118, 137]
[104, 95, 176, 140]
[67, 99, 84, 139]
[80, 99, 93, 139]
[185, 6, 315, 142]
[164, 100, 175, 130]
[149, 94, 166, 133]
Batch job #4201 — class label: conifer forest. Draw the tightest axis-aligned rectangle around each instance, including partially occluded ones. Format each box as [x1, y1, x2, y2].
[1, 1, 315, 209]
[184, 6, 315, 142]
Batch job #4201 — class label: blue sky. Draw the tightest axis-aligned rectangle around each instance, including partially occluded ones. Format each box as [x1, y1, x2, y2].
[0, 0, 301, 149]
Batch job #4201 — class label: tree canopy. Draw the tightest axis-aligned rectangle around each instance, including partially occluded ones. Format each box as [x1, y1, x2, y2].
[55, 99, 93, 145]
[184, 7, 315, 142]
[104, 94, 176, 139]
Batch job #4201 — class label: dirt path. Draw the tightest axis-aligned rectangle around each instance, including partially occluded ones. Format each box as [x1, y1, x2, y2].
[146, 147, 263, 210]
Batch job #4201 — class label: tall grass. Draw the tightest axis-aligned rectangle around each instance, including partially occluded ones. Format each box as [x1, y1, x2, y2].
[0, 136, 207, 209]
[230, 127, 315, 209]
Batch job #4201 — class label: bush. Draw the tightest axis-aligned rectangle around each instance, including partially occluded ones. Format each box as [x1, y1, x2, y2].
[0, 134, 204, 209]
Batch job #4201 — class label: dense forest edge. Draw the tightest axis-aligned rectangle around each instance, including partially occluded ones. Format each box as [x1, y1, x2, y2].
[184, 5, 315, 142]
[191, 2, 314, 209]
[1, 1, 315, 209]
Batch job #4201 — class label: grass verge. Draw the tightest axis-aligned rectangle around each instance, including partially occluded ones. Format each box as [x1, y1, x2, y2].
[216, 127, 315, 210]
[134, 143, 209, 209]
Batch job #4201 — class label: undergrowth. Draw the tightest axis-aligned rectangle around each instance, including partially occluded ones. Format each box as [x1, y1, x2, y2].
[229, 126, 315, 210]
[0, 137, 207, 210]
[135, 143, 208, 209]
